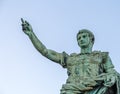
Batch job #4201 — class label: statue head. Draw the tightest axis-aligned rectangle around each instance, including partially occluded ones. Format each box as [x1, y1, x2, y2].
[76, 29, 95, 48]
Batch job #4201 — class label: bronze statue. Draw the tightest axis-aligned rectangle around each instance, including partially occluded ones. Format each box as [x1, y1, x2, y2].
[21, 18, 120, 94]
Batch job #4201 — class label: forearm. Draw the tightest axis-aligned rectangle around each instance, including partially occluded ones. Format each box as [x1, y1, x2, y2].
[28, 32, 48, 56]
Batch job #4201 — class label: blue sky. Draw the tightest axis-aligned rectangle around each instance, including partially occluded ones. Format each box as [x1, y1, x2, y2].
[0, 0, 120, 94]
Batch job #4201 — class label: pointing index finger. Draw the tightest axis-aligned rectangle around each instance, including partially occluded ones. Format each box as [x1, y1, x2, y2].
[21, 18, 25, 24]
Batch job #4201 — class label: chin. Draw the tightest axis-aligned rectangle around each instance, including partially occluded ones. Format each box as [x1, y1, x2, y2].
[80, 45, 88, 48]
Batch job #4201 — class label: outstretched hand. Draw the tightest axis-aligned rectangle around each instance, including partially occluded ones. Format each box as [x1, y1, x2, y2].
[21, 18, 33, 35]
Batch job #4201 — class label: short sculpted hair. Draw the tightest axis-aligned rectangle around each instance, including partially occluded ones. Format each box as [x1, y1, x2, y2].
[77, 29, 95, 44]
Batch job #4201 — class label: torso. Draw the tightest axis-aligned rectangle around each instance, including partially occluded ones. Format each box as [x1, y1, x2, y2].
[66, 52, 104, 84]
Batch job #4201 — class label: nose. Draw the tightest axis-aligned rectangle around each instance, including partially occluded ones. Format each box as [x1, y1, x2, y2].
[80, 37, 84, 42]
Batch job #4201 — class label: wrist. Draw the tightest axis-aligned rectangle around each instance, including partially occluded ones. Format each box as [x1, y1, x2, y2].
[27, 31, 33, 37]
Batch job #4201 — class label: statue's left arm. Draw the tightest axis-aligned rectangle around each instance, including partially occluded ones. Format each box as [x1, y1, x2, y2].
[103, 53, 117, 87]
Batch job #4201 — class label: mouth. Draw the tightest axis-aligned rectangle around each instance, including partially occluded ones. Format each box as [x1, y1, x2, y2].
[80, 42, 85, 45]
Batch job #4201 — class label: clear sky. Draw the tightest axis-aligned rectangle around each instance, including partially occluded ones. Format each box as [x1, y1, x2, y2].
[0, 0, 120, 94]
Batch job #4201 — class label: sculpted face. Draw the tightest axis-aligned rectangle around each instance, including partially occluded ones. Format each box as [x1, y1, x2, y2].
[77, 33, 91, 48]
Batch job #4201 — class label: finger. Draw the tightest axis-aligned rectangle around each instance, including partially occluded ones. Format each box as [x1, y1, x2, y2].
[104, 84, 111, 87]
[21, 18, 25, 23]
[104, 82, 113, 87]
[25, 21, 29, 25]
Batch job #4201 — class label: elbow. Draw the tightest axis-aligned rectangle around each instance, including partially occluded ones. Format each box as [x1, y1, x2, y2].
[39, 48, 48, 56]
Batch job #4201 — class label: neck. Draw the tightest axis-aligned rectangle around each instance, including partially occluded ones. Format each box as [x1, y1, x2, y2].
[80, 46, 92, 54]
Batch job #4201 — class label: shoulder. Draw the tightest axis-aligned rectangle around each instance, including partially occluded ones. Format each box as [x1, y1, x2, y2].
[69, 53, 79, 57]
[62, 52, 79, 58]
[92, 51, 109, 61]
[92, 50, 109, 56]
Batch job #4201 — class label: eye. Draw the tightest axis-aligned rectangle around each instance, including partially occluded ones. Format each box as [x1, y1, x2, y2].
[83, 35, 86, 38]
[78, 36, 81, 40]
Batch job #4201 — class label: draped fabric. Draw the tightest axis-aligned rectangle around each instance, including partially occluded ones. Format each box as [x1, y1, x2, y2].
[60, 51, 119, 94]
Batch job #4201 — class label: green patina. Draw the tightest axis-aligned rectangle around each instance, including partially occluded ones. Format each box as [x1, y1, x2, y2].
[21, 18, 120, 94]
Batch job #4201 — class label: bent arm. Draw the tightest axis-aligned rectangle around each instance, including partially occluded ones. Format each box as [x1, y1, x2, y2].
[28, 31, 63, 63]
[103, 55, 117, 87]
[21, 19, 66, 64]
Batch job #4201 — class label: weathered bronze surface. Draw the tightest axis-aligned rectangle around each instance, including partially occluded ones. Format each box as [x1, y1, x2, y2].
[21, 18, 120, 94]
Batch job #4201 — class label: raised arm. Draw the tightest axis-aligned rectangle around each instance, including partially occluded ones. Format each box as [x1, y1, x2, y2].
[21, 18, 65, 64]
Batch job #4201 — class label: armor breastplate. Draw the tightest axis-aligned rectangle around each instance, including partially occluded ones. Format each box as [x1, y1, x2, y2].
[66, 52, 105, 83]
